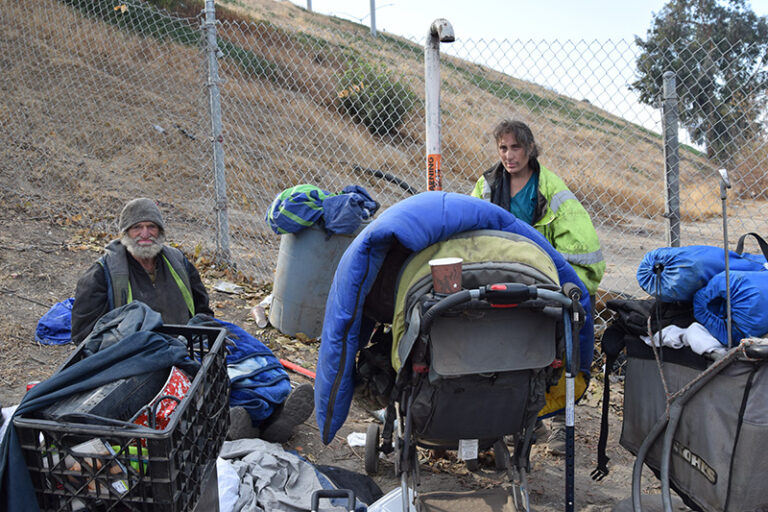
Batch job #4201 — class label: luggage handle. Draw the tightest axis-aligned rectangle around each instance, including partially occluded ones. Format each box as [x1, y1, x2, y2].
[745, 343, 768, 360]
[735, 232, 768, 261]
[310, 489, 356, 511]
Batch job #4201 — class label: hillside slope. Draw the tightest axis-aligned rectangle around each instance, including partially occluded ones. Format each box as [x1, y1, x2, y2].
[2, 0, 728, 294]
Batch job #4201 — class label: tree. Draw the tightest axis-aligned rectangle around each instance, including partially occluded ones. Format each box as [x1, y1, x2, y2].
[631, 0, 768, 164]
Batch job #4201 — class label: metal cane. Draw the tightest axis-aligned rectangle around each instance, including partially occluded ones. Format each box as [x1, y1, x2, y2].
[718, 168, 732, 348]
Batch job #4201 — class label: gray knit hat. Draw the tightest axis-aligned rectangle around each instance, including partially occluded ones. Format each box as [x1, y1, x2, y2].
[118, 197, 165, 233]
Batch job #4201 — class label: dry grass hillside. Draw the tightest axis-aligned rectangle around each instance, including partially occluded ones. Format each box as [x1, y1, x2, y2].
[221, 0, 724, 220]
[2, 0, 725, 230]
[7, 0, 766, 300]
[4, 0, 762, 310]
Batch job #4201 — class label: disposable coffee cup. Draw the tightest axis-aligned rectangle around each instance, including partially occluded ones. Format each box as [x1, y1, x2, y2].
[428, 257, 463, 294]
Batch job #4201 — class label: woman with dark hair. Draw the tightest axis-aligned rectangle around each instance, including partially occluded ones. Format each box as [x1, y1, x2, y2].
[471, 120, 605, 454]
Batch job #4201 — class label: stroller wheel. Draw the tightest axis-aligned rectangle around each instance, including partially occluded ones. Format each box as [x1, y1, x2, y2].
[493, 439, 510, 470]
[365, 423, 380, 475]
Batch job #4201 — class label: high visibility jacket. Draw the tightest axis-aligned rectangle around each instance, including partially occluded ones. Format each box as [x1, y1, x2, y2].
[472, 161, 605, 295]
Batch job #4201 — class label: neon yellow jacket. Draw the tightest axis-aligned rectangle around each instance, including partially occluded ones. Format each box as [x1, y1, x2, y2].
[472, 161, 605, 295]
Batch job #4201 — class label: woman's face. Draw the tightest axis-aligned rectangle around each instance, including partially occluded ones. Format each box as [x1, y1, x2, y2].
[496, 132, 530, 176]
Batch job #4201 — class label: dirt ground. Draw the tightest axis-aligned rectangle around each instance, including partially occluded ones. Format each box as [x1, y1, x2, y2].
[0, 209, 687, 511]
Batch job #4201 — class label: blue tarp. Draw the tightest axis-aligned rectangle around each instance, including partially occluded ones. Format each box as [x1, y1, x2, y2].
[314, 191, 593, 444]
[694, 270, 768, 345]
[636, 246, 767, 302]
[34, 297, 75, 345]
[211, 319, 292, 424]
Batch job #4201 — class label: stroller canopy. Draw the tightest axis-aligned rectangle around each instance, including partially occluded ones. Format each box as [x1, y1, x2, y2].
[314, 192, 592, 444]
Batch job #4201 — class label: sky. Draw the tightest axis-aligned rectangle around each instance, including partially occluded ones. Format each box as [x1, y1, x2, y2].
[287, 0, 768, 42]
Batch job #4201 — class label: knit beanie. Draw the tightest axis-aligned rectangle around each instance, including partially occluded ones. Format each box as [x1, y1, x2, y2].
[118, 198, 165, 233]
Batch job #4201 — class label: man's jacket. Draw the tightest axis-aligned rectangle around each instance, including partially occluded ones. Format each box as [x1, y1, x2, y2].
[472, 161, 605, 295]
[71, 240, 212, 343]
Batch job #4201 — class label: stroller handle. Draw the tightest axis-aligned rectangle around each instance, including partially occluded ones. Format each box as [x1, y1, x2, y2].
[483, 282, 575, 309]
[420, 283, 574, 336]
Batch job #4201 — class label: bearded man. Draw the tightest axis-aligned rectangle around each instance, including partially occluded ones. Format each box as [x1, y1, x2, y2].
[71, 197, 213, 344]
[70, 198, 315, 443]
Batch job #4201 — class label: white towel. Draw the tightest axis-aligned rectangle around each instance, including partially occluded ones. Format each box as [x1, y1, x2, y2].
[641, 322, 726, 356]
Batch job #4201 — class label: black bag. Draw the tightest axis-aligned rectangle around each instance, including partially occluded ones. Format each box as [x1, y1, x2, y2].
[355, 323, 396, 409]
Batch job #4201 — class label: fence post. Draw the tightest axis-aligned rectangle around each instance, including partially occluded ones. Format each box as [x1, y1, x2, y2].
[203, 0, 231, 262]
[424, 19, 454, 191]
[662, 70, 680, 247]
[369, 0, 377, 37]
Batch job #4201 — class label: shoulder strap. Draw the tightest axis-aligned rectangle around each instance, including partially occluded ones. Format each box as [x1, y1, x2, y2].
[591, 324, 626, 481]
[736, 232, 768, 261]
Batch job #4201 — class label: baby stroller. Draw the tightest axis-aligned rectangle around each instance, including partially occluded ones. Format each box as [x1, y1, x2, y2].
[363, 230, 584, 512]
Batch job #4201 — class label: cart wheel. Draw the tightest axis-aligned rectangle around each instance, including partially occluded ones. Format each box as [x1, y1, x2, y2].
[365, 423, 380, 475]
[493, 439, 510, 470]
[465, 458, 479, 471]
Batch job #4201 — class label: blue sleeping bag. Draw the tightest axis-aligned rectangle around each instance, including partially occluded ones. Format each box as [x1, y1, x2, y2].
[315, 192, 593, 444]
[187, 316, 292, 424]
[693, 270, 768, 346]
[636, 246, 767, 302]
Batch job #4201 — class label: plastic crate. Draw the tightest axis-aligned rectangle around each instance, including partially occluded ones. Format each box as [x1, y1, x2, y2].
[13, 324, 230, 512]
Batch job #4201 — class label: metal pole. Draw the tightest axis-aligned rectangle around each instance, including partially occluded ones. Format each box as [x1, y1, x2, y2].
[204, 0, 231, 263]
[369, 0, 377, 37]
[307, 0, 312, 11]
[662, 71, 680, 247]
[719, 168, 733, 348]
[424, 19, 454, 191]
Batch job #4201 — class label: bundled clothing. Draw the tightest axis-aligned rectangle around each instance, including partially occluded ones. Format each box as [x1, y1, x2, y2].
[1, 302, 198, 512]
[265, 184, 379, 236]
[472, 160, 605, 296]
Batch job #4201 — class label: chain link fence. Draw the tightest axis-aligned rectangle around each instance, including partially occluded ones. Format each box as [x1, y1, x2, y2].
[2, 0, 767, 326]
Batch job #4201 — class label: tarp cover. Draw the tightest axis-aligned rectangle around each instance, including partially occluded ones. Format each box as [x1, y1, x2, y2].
[636, 246, 767, 302]
[34, 297, 75, 345]
[693, 270, 768, 345]
[314, 192, 592, 444]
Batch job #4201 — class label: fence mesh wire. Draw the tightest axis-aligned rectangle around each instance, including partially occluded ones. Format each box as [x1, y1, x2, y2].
[2, 0, 767, 326]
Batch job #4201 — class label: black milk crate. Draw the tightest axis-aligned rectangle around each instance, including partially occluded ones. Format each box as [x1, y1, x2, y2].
[13, 324, 230, 512]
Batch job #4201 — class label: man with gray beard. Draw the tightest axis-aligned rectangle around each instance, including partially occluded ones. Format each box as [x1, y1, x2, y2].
[71, 197, 213, 344]
[70, 198, 315, 443]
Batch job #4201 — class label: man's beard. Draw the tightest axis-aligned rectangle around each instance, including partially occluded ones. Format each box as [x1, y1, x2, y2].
[121, 232, 166, 260]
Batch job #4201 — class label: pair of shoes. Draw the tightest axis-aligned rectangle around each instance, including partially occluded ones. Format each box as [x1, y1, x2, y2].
[533, 419, 549, 443]
[260, 383, 315, 443]
[546, 415, 566, 456]
[227, 406, 261, 440]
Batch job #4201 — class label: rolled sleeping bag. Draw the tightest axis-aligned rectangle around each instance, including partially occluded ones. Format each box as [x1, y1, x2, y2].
[636, 246, 767, 302]
[693, 270, 768, 346]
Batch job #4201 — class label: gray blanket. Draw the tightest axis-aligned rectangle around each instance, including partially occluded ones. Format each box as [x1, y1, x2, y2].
[218, 439, 346, 512]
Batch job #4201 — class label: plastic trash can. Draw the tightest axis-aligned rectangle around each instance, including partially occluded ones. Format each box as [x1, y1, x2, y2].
[270, 223, 365, 338]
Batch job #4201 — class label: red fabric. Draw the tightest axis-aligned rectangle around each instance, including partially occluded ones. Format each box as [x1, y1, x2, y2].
[132, 366, 191, 430]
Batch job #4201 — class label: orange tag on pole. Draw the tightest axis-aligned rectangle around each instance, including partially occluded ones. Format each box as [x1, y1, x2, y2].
[427, 154, 442, 191]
